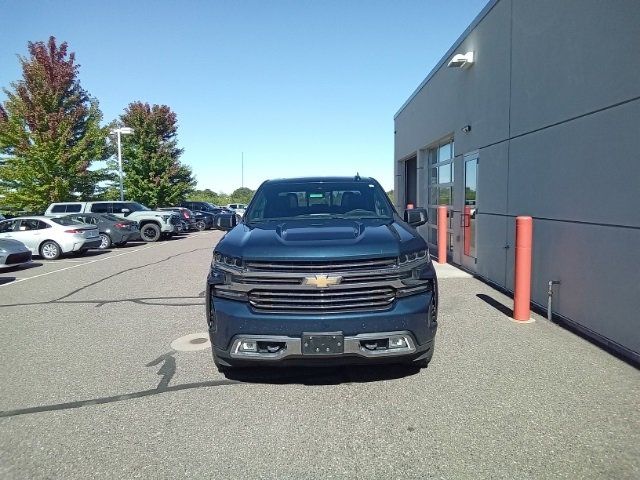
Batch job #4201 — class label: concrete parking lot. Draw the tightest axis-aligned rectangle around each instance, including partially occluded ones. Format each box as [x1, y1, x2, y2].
[0, 231, 638, 479]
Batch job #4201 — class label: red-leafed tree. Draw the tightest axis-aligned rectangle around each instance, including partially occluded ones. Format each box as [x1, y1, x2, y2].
[0, 37, 110, 213]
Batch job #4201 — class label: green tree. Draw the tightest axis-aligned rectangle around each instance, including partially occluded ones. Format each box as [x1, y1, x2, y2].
[116, 102, 195, 208]
[230, 187, 254, 204]
[386, 190, 394, 203]
[0, 37, 110, 212]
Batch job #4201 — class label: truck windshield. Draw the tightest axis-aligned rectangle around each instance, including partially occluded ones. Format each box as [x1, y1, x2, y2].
[246, 181, 394, 222]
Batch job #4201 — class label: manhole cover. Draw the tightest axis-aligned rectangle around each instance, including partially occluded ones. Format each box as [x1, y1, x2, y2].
[171, 333, 211, 352]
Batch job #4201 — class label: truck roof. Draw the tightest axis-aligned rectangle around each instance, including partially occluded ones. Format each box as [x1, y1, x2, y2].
[264, 176, 378, 185]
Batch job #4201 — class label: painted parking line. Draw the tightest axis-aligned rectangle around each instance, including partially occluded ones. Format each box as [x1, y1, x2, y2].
[0, 241, 169, 288]
[0, 231, 221, 288]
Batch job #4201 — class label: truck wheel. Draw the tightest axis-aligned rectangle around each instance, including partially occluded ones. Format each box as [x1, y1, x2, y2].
[140, 223, 161, 242]
[213, 353, 233, 374]
[413, 343, 435, 369]
[40, 240, 61, 260]
[195, 220, 206, 231]
[98, 233, 112, 249]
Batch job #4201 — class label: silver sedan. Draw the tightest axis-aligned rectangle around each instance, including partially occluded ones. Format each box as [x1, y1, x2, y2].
[0, 216, 101, 260]
[0, 238, 33, 269]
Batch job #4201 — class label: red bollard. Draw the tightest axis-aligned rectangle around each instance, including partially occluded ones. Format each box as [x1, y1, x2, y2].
[513, 216, 533, 321]
[438, 206, 447, 264]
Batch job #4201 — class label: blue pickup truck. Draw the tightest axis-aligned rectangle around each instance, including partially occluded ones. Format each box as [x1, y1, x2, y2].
[206, 176, 438, 371]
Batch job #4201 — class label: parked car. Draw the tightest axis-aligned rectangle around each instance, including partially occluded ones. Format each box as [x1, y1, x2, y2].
[226, 203, 247, 217]
[192, 210, 214, 230]
[174, 202, 218, 230]
[0, 238, 33, 269]
[206, 176, 437, 372]
[158, 207, 197, 232]
[0, 216, 101, 260]
[45, 201, 180, 242]
[179, 201, 218, 213]
[61, 213, 139, 249]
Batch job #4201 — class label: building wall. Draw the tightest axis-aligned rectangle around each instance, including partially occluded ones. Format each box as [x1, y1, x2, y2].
[394, 0, 640, 359]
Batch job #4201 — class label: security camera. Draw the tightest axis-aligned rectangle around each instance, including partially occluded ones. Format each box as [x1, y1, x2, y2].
[447, 51, 474, 69]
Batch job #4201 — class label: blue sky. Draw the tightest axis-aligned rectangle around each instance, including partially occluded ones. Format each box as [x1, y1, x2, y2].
[1, 0, 487, 192]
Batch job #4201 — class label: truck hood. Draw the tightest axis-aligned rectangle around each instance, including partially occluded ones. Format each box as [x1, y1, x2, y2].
[128, 211, 174, 218]
[216, 217, 426, 261]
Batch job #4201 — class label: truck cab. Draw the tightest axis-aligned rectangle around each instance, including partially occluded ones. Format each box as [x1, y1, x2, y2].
[206, 176, 438, 371]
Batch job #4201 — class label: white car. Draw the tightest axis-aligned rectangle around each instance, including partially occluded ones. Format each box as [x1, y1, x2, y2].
[226, 203, 247, 217]
[0, 216, 101, 260]
[0, 238, 32, 269]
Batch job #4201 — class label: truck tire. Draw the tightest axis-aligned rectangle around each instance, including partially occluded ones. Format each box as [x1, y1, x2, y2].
[213, 353, 233, 374]
[196, 220, 206, 231]
[412, 343, 435, 369]
[140, 223, 161, 242]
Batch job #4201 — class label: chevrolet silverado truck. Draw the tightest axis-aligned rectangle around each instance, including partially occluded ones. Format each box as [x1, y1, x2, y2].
[206, 176, 438, 371]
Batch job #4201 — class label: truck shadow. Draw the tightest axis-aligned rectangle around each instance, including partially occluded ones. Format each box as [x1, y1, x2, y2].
[222, 364, 422, 385]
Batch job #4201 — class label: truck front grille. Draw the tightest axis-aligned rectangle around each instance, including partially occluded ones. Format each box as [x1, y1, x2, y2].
[244, 257, 396, 273]
[248, 286, 396, 313]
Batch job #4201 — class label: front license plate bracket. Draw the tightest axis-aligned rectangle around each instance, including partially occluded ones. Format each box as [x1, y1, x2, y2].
[302, 332, 344, 355]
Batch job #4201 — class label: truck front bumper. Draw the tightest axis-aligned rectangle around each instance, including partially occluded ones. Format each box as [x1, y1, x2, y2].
[208, 291, 437, 366]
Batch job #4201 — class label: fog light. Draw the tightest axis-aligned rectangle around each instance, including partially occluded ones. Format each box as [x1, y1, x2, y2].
[239, 340, 257, 352]
[389, 336, 408, 349]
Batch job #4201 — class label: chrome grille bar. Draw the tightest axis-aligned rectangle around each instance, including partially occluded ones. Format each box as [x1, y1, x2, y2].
[248, 287, 396, 313]
[245, 257, 397, 272]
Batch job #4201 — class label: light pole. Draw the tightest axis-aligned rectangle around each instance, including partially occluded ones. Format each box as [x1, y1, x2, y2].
[110, 127, 134, 201]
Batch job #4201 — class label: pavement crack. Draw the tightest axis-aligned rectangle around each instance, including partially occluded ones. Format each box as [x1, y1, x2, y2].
[0, 296, 205, 309]
[54, 247, 210, 302]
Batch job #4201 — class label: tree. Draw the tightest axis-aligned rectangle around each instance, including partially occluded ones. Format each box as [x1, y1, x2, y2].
[0, 37, 110, 212]
[386, 190, 394, 203]
[230, 187, 254, 205]
[116, 102, 195, 208]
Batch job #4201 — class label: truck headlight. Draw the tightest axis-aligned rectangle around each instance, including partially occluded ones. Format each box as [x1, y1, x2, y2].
[212, 252, 243, 270]
[398, 249, 429, 266]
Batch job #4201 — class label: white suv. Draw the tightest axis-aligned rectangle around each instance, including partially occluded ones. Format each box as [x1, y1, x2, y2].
[226, 203, 247, 217]
[45, 201, 180, 242]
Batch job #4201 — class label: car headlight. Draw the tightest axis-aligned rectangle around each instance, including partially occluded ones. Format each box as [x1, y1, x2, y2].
[212, 252, 243, 270]
[398, 249, 429, 266]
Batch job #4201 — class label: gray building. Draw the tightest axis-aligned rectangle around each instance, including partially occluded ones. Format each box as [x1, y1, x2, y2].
[394, 0, 640, 362]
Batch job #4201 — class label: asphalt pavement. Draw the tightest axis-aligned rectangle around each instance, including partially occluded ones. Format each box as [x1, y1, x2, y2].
[0, 231, 638, 479]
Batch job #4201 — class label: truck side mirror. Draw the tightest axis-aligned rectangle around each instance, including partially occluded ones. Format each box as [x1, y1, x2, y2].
[120, 208, 130, 216]
[404, 207, 428, 227]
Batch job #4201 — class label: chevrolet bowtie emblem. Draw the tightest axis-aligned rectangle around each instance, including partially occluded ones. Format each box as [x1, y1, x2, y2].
[302, 274, 343, 288]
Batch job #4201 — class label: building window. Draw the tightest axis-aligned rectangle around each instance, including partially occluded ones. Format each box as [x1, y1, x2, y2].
[426, 138, 454, 247]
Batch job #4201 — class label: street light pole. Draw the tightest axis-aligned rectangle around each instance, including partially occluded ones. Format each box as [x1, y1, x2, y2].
[110, 127, 133, 202]
[117, 129, 124, 201]
[241, 152, 244, 188]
